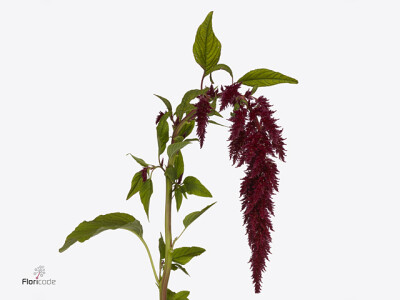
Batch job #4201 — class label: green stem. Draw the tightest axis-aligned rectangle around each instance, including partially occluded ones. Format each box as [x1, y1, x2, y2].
[200, 72, 205, 89]
[138, 236, 159, 285]
[173, 110, 197, 141]
[159, 93, 201, 299]
[172, 227, 186, 248]
[160, 162, 174, 300]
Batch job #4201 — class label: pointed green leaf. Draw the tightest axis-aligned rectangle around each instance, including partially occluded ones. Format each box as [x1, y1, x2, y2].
[183, 202, 216, 229]
[159, 233, 165, 260]
[174, 151, 184, 178]
[139, 179, 153, 219]
[167, 289, 175, 300]
[59, 213, 143, 253]
[175, 188, 183, 211]
[126, 171, 143, 200]
[209, 109, 223, 118]
[127, 153, 149, 167]
[184, 138, 199, 142]
[193, 11, 221, 74]
[208, 120, 227, 127]
[165, 166, 178, 182]
[205, 63, 233, 80]
[172, 246, 206, 265]
[154, 94, 173, 113]
[167, 141, 192, 158]
[171, 263, 190, 276]
[157, 112, 170, 155]
[210, 98, 217, 109]
[180, 185, 188, 199]
[167, 290, 190, 300]
[183, 176, 212, 197]
[174, 291, 190, 300]
[238, 68, 298, 87]
[176, 89, 208, 120]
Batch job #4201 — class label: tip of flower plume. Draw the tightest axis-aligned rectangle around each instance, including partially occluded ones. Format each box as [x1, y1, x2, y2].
[155, 111, 166, 124]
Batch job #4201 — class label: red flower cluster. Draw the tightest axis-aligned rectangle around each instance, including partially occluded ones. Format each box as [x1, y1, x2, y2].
[155, 111, 166, 124]
[194, 85, 219, 148]
[194, 94, 212, 148]
[221, 83, 286, 293]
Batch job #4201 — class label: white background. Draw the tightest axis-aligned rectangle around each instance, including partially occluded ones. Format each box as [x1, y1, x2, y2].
[1, 1, 399, 299]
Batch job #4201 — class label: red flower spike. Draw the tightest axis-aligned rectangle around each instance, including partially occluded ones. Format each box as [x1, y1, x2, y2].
[194, 95, 212, 148]
[255, 96, 286, 161]
[206, 85, 218, 98]
[220, 82, 241, 111]
[155, 111, 166, 124]
[224, 83, 286, 293]
[227, 105, 248, 164]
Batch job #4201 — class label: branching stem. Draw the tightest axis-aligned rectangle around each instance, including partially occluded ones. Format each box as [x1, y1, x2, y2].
[172, 227, 186, 248]
[138, 236, 159, 285]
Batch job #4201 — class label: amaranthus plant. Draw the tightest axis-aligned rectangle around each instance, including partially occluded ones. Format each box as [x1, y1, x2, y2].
[59, 11, 298, 299]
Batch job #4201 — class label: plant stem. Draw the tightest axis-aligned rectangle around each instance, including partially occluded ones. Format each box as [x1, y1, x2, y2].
[159, 105, 199, 299]
[172, 227, 186, 248]
[200, 72, 205, 89]
[160, 162, 174, 300]
[173, 110, 197, 141]
[138, 236, 159, 284]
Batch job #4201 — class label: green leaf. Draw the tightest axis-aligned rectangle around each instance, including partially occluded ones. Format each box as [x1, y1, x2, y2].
[183, 202, 216, 229]
[183, 176, 212, 197]
[209, 109, 223, 118]
[176, 89, 207, 120]
[180, 185, 188, 199]
[177, 120, 195, 138]
[157, 112, 170, 155]
[126, 171, 143, 200]
[175, 188, 183, 211]
[171, 263, 190, 276]
[183, 104, 196, 117]
[165, 166, 178, 182]
[174, 290, 190, 300]
[210, 98, 217, 110]
[174, 291, 190, 300]
[167, 290, 190, 300]
[139, 179, 153, 219]
[167, 141, 192, 158]
[127, 153, 149, 167]
[193, 11, 221, 74]
[159, 233, 165, 260]
[251, 86, 258, 95]
[59, 213, 143, 253]
[205, 63, 233, 80]
[154, 94, 173, 113]
[174, 136, 184, 143]
[184, 138, 199, 142]
[167, 289, 175, 300]
[172, 246, 206, 265]
[208, 120, 227, 127]
[238, 68, 298, 87]
[174, 151, 184, 178]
